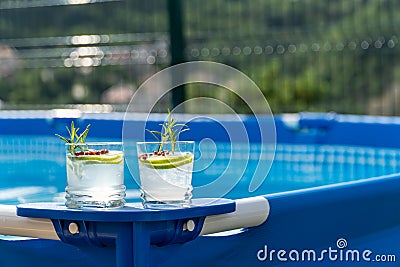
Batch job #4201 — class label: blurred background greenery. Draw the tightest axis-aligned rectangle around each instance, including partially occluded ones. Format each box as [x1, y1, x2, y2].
[0, 0, 399, 115]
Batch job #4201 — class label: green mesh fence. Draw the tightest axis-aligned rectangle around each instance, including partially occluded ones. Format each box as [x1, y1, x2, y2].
[0, 0, 399, 115]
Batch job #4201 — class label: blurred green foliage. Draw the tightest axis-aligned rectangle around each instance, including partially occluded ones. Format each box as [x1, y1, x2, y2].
[0, 0, 399, 114]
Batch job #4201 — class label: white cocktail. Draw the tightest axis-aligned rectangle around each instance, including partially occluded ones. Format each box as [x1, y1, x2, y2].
[65, 142, 125, 208]
[137, 141, 194, 209]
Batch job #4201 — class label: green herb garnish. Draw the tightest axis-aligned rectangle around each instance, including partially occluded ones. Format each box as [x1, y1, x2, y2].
[55, 121, 91, 155]
[146, 109, 189, 153]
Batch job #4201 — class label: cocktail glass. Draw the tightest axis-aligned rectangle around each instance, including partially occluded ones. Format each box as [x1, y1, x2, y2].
[136, 141, 195, 209]
[65, 142, 126, 208]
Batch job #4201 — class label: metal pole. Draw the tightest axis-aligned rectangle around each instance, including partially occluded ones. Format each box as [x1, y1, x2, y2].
[167, 0, 186, 109]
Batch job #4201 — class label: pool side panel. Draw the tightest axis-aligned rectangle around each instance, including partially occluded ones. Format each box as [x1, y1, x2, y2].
[3, 112, 400, 148]
[0, 239, 115, 267]
[276, 113, 400, 148]
[149, 174, 400, 266]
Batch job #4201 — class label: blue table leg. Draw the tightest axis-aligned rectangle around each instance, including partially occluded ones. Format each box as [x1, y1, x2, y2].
[115, 223, 134, 267]
[132, 222, 151, 267]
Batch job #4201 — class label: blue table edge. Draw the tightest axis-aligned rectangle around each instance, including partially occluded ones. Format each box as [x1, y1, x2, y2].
[16, 198, 236, 222]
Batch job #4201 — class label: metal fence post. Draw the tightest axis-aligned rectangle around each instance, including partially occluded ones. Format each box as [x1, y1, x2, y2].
[167, 0, 186, 109]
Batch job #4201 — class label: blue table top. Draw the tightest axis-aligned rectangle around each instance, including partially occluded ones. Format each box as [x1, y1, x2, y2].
[17, 198, 236, 222]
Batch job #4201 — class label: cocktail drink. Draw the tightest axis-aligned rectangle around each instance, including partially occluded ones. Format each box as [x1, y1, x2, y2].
[65, 142, 125, 208]
[137, 141, 194, 209]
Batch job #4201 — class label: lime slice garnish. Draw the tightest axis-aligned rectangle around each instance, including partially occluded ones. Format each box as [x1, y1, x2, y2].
[139, 153, 194, 169]
[72, 152, 123, 164]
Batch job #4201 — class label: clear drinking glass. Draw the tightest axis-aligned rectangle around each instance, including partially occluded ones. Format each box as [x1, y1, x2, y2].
[65, 142, 126, 208]
[136, 141, 195, 209]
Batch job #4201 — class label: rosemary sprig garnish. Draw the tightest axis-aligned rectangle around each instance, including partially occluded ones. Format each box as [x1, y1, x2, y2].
[146, 109, 189, 153]
[55, 121, 91, 155]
